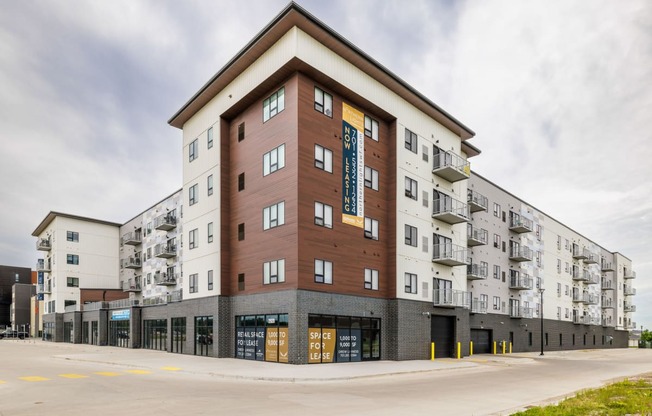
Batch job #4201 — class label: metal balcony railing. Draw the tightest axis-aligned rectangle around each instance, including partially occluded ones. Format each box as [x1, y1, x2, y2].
[467, 224, 488, 246]
[36, 238, 51, 251]
[601, 297, 613, 309]
[510, 306, 534, 319]
[432, 197, 469, 224]
[509, 214, 533, 233]
[572, 244, 587, 259]
[121, 231, 142, 245]
[624, 270, 636, 279]
[432, 244, 468, 266]
[601, 260, 614, 271]
[433, 289, 470, 308]
[154, 243, 177, 258]
[467, 262, 488, 280]
[509, 272, 533, 290]
[584, 270, 599, 285]
[624, 303, 636, 313]
[432, 151, 470, 183]
[122, 278, 142, 292]
[601, 278, 614, 290]
[583, 250, 598, 264]
[36, 259, 51, 272]
[471, 300, 488, 314]
[509, 246, 533, 262]
[123, 256, 141, 269]
[467, 189, 488, 213]
[154, 213, 177, 231]
[155, 272, 178, 286]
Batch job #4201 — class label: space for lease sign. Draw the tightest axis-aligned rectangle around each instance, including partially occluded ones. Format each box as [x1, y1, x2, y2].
[341, 103, 364, 228]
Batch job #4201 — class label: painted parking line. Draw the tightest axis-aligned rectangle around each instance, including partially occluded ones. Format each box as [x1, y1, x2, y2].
[19, 376, 49, 382]
[59, 374, 89, 379]
[160, 366, 181, 371]
[94, 372, 122, 377]
[0, 380, 6, 384]
[124, 370, 152, 375]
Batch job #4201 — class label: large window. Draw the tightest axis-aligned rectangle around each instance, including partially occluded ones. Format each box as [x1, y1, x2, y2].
[189, 274, 198, 293]
[308, 314, 380, 363]
[364, 115, 379, 141]
[189, 183, 198, 205]
[263, 201, 285, 230]
[236, 314, 289, 362]
[405, 176, 418, 200]
[66, 254, 79, 265]
[171, 317, 186, 354]
[315, 259, 333, 284]
[263, 87, 285, 122]
[314, 201, 333, 228]
[405, 224, 418, 247]
[364, 217, 379, 240]
[143, 319, 167, 351]
[194, 316, 213, 356]
[66, 231, 79, 242]
[404, 128, 417, 153]
[364, 268, 378, 291]
[66, 277, 79, 287]
[189, 138, 198, 162]
[405, 273, 417, 294]
[263, 259, 285, 284]
[314, 87, 333, 117]
[364, 166, 379, 191]
[314, 144, 333, 173]
[263, 144, 285, 176]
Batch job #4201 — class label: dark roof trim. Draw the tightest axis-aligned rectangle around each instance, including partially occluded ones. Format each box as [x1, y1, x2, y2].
[168, 2, 475, 139]
[32, 212, 121, 237]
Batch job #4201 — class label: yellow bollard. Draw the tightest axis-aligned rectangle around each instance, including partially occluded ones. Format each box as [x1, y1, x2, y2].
[502, 340, 506, 355]
[493, 341, 497, 355]
[470, 341, 474, 356]
[457, 342, 461, 359]
[509, 342, 512, 354]
[431, 342, 435, 361]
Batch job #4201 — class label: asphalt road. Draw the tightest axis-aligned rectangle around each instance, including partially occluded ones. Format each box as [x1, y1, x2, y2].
[1, 340, 651, 415]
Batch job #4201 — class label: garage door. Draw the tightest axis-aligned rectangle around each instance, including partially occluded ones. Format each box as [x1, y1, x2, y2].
[431, 315, 455, 358]
[471, 329, 492, 354]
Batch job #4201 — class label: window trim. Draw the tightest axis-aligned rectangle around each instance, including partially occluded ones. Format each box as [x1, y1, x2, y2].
[189, 138, 199, 162]
[364, 268, 379, 290]
[314, 201, 333, 228]
[364, 115, 379, 141]
[263, 259, 286, 284]
[262, 87, 285, 122]
[263, 201, 285, 230]
[405, 224, 418, 247]
[189, 273, 198, 293]
[207, 174, 214, 196]
[207, 127, 214, 149]
[405, 176, 418, 200]
[314, 144, 333, 173]
[404, 272, 417, 294]
[364, 166, 379, 191]
[404, 128, 417, 153]
[364, 217, 379, 240]
[314, 86, 333, 117]
[189, 183, 198, 206]
[314, 259, 333, 284]
[263, 144, 285, 176]
[189, 229, 198, 250]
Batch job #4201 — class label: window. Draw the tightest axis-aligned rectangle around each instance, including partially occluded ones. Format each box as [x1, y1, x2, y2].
[536, 225, 542, 240]
[238, 173, 245, 191]
[314, 259, 333, 284]
[364, 166, 379, 191]
[405, 224, 418, 247]
[405, 176, 418, 200]
[66, 231, 79, 242]
[238, 273, 245, 291]
[493, 265, 500, 279]
[565, 262, 569, 273]
[67, 254, 79, 265]
[263, 259, 285, 284]
[237, 122, 245, 142]
[557, 307, 562, 319]
[493, 296, 501, 310]
[67, 277, 79, 287]
[404, 128, 417, 153]
[189, 184, 198, 205]
[189, 229, 198, 249]
[263, 144, 285, 176]
[364, 115, 379, 141]
[493, 203, 501, 218]
[557, 235, 562, 250]
[314, 87, 333, 117]
[405, 273, 417, 294]
[557, 283, 561, 296]
[536, 251, 542, 267]
[208, 270, 214, 290]
[364, 217, 379, 240]
[207, 222, 213, 243]
[189, 138, 198, 162]
[263, 87, 285, 122]
[207, 175, 214, 196]
[565, 285, 569, 295]
[207, 127, 214, 148]
[314, 202, 333, 228]
[189, 274, 198, 293]
[238, 223, 245, 241]
[557, 259, 561, 273]
[493, 234, 501, 248]
[565, 308, 569, 318]
[314, 144, 333, 173]
[364, 268, 379, 290]
[263, 201, 285, 230]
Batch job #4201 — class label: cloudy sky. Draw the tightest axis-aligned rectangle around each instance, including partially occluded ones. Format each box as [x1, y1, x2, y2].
[1, 1, 650, 329]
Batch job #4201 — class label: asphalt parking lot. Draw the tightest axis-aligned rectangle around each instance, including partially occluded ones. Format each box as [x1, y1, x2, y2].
[1, 340, 651, 415]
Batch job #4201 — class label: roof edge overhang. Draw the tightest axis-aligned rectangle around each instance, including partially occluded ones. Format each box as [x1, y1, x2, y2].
[32, 211, 121, 237]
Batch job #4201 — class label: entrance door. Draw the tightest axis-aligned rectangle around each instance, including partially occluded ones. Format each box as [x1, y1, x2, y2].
[431, 315, 455, 358]
[471, 329, 492, 354]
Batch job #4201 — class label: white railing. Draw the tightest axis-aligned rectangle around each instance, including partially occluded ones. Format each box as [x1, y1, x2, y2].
[433, 289, 470, 308]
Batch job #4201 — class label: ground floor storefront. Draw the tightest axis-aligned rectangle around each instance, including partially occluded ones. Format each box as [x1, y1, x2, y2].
[40, 292, 629, 364]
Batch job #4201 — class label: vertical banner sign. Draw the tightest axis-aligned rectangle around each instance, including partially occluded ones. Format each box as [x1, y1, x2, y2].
[342, 103, 365, 227]
[37, 272, 44, 301]
[308, 328, 337, 363]
[278, 327, 288, 363]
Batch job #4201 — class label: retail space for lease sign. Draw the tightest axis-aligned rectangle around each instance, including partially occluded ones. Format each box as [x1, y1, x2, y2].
[341, 102, 364, 228]
[309, 327, 361, 363]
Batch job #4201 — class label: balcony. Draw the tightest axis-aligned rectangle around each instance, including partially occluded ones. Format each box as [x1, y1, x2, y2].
[588, 294, 599, 305]
[432, 244, 468, 266]
[467, 262, 488, 280]
[510, 306, 534, 319]
[432, 150, 470, 183]
[155, 272, 178, 286]
[624, 303, 636, 313]
[624, 286, 636, 296]
[572, 267, 587, 282]
[121, 231, 142, 246]
[624, 270, 636, 280]
[509, 245, 533, 262]
[583, 250, 598, 264]
[471, 300, 488, 314]
[36, 259, 51, 272]
[432, 197, 469, 224]
[467, 189, 488, 213]
[601, 260, 614, 271]
[572, 244, 587, 259]
[433, 289, 470, 308]
[625, 321, 637, 330]
[572, 291, 589, 304]
[122, 278, 142, 292]
[601, 297, 613, 309]
[167, 289, 183, 303]
[509, 214, 533, 233]
[601, 278, 614, 290]
[39, 283, 52, 294]
[154, 243, 177, 259]
[573, 315, 591, 325]
[467, 224, 488, 247]
[154, 213, 177, 231]
[36, 238, 51, 251]
[584, 270, 599, 285]
[509, 271, 533, 290]
[123, 256, 141, 269]
[602, 317, 614, 327]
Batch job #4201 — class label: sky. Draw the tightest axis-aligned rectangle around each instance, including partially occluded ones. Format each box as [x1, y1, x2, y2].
[1, 1, 650, 329]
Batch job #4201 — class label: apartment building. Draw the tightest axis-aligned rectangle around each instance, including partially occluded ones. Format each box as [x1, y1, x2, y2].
[32, 3, 635, 362]
[0, 265, 32, 327]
